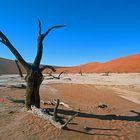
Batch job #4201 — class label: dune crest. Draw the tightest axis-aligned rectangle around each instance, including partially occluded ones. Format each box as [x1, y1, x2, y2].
[54, 54, 140, 73]
[1, 54, 140, 74]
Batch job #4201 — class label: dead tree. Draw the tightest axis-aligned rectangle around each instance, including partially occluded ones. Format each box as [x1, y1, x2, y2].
[0, 20, 65, 109]
[31, 103, 78, 129]
[79, 69, 83, 76]
[14, 59, 23, 78]
[50, 70, 66, 79]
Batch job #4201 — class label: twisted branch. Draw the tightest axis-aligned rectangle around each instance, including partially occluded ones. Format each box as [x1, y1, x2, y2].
[50, 70, 66, 79]
[53, 99, 60, 120]
[40, 65, 56, 72]
[42, 25, 66, 39]
[38, 19, 41, 35]
[15, 60, 24, 77]
[33, 20, 66, 67]
[0, 31, 30, 71]
[61, 113, 78, 129]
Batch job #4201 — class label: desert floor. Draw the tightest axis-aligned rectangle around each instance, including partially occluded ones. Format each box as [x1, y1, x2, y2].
[0, 73, 140, 140]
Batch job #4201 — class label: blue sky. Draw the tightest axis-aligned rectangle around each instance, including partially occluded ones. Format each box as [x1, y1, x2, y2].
[0, 0, 140, 66]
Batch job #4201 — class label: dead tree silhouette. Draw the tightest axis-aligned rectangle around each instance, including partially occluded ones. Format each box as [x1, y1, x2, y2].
[0, 20, 65, 109]
[14, 59, 23, 78]
[79, 69, 83, 76]
[50, 70, 67, 79]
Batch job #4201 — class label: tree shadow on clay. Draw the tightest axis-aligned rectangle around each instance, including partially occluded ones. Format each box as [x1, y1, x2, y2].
[48, 108, 140, 122]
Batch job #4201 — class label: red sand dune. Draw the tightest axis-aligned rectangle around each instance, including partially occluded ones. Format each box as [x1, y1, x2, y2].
[0, 54, 140, 74]
[94, 54, 140, 73]
[52, 54, 140, 73]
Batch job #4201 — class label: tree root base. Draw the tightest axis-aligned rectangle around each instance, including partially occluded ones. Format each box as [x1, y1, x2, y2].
[30, 99, 78, 129]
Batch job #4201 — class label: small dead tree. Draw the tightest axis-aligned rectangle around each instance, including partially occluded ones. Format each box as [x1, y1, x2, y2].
[79, 69, 83, 76]
[0, 20, 65, 109]
[102, 72, 110, 76]
[50, 70, 66, 79]
[14, 59, 23, 78]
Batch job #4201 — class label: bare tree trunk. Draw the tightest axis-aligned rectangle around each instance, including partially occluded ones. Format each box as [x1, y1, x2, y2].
[25, 70, 43, 109]
[15, 60, 23, 77]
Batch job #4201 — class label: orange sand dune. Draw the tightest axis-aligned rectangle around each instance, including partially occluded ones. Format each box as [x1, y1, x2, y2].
[54, 54, 140, 73]
[1, 54, 140, 74]
[94, 54, 140, 73]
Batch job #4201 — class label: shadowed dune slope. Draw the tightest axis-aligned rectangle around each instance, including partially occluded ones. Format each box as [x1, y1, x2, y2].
[0, 58, 26, 74]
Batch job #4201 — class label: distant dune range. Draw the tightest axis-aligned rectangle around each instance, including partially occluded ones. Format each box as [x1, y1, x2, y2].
[0, 54, 140, 74]
[52, 54, 140, 73]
